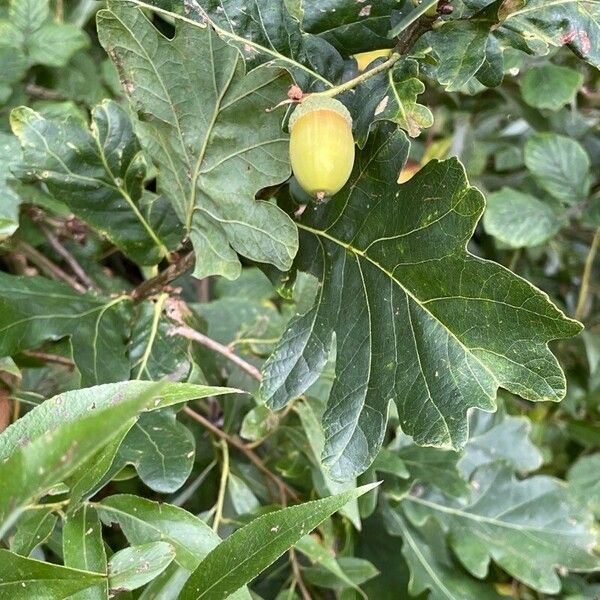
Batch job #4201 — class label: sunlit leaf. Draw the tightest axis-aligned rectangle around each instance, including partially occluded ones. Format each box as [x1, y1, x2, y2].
[180, 484, 377, 599]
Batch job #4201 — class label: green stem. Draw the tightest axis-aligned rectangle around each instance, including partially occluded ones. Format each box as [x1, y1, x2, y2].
[312, 53, 402, 99]
[508, 248, 521, 272]
[575, 228, 600, 321]
[388, 0, 438, 38]
[26, 500, 70, 511]
[312, 11, 435, 100]
[55, 0, 64, 22]
[171, 460, 217, 507]
[212, 439, 229, 533]
[134, 292, 168, 379]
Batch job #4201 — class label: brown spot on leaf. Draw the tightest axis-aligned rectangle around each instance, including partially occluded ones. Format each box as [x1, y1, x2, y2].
[107, 49, 134, 96]
[374, 95, 389, 116]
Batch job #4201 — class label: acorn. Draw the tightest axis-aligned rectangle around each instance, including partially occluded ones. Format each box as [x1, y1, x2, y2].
[289, 96, 355, 200]
[352, 48, 392, 72]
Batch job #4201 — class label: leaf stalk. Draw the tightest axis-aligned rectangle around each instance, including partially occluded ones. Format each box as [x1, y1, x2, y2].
[575, 228, 600, 321]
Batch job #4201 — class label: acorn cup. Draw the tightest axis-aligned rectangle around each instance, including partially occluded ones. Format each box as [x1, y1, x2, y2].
[288, 96, 355, 200]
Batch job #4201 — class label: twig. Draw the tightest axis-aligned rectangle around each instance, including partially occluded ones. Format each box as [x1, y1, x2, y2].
[171, 325, 263, 382]
[394, 13, 437, 54]
[182, 406, 299, 502]
[575, 229, 600, 321]
[581, 86, 600, 102]
[290, 548, 311, 600]
[212, 439, 229, 533]
[22, 351, 75, 368]
[508, 248, 521, 272]
[12, 397, 20, 422]
[0, 391, 10, 434]
[24, 84, 67, 102]
[131, 251, 195, 302]
[40, 226, 100, 291]
[312, 53, 402, 99]
[16, 241, 87, 294]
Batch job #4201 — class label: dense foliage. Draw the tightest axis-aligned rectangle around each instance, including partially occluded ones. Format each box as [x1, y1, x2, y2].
[0, 0, 599, 598]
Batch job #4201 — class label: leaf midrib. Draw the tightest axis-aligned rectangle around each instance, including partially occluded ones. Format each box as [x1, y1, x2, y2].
[387, 510, 455, 600]
[186, 29, 239, 230]
[405, 495, 583, 535]
[0, 297, 127, 336]
[123, 0, 334, 88]
[92, 103, 169, 258]
[186, 494, 357, 599]
[296, 222, 499, 400]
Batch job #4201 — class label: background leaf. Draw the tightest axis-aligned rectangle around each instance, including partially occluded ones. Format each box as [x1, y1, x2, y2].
[567, 454, 600, 518]
[6, 0, 87, 70]
[10, 508, 57, 557]
[483, 187, 563, 248]
[521, 64, 583, 111]
[525, 133, 591, 205]
[402, 464, 600, 593]
[460, 406, 543, 477]
[99, 494, 220, 573]
[0, 272, 131, 386]
[115, 409, 196, 493]
[0, 383, 163, 536]
[0, 132, 23, 239]
[383, 509, 504, 600]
